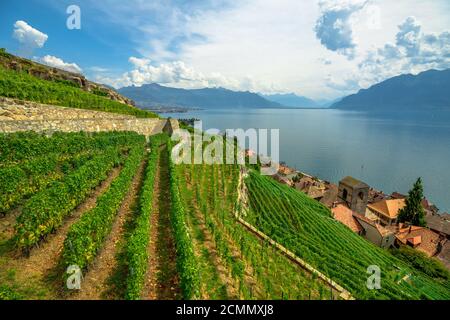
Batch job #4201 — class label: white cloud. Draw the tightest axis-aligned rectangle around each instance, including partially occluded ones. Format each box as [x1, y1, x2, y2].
[89, 66, 109, 73]
[129, 57, 152, 69]
[12, 20, 48, 50]
[396, 16, 422, 56]
[39, 55, 83, 74]
[88, 0, 450, 99]
[314, 0, 369, 59]
[325, 16, 450, 92]
[97, 57, 276, 92]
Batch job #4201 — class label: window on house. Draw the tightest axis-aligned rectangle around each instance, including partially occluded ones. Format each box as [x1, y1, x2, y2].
[358, 191, 364, 200]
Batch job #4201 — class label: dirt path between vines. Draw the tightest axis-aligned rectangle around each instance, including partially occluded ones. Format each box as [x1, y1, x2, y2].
[179, 166, 237, 299]
[209, 166, 263, 299]
[188, 198, 239, 299]
[71, 160, 146, 300]
[0, 206, 22, 243]
[142, 145, 181, 300]
[0, 166, 122, 299]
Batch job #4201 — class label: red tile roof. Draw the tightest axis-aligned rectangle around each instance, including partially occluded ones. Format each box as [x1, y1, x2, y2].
[367, 199, 406, 219]
[352, 213, 393, 237]
[332, 204, 363, 233]
[407, 236, 422, 246]
[396, 227, 441, 257]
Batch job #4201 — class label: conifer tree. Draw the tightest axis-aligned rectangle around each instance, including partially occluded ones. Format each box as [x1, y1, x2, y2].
[398, 178, 426, 227]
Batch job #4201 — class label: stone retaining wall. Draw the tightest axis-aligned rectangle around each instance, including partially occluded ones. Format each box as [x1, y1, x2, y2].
[0, 97, 173, 136]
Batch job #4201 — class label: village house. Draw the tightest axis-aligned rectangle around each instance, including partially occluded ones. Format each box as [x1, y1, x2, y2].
[331, 204, 363, 235]
[394, 224, 442, 257]
[366, 199, 406, 226]
[421, 198, 439, 215]
[425, 213, 450, 239]
[352, 213, 396, 249]
[437, 241, 450, 270]
[294, 176, 315, 190]
[391, 192, 439, 215]
[278, 164, 296, 176]
[320, 183, 339, 208]
[271, 173, 294, 186]
[302, 185, 326, 200]
[368, 188, 387, 203]
[294, 176, 329, 201]
[390, 192, 407, 200]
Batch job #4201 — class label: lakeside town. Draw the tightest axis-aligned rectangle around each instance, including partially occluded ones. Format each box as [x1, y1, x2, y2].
[246, 149, 450, 270]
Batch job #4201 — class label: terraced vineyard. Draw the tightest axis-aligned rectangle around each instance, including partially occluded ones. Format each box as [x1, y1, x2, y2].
[244, 171, 450, 300]
[0, 131, 449, 300]
[0, 60, 157, 118]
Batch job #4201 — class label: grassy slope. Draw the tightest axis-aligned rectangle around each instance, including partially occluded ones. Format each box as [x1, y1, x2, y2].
[0, 66, 157, 118]
[245, 171, 450, 300]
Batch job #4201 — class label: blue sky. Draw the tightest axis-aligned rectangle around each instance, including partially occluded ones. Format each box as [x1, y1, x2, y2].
[1, 0, 449, 99]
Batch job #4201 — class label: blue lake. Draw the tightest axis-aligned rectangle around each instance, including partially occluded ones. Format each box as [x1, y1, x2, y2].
[161, 108, 450, 212]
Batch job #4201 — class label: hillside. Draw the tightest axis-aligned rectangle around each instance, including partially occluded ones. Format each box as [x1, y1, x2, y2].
[261, 93, 320, 108]
[332, 69, 450, 111]
[118, 83, 282, 109]
[0, 129, 449, 300]
[0, 132, 334, 300]
[244, 172, 450, 299]
[0, 49, 156, 118]
[0, 51, 449, 301]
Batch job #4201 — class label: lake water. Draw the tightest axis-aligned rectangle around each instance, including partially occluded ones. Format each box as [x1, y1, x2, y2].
[161, 108, 450, 212]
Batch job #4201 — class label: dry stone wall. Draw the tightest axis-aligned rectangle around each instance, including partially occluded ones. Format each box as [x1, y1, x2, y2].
[0, 97, 173, 136]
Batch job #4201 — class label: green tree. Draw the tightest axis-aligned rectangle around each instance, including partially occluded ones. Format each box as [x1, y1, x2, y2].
[398, 177, 427, 227]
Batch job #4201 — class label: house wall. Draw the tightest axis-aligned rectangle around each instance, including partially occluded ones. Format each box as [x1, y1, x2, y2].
[356, 219, 395, 249]
[368, 209, 396, 226]
[358, 220, 383, 246]
[381, 233, 396, 249]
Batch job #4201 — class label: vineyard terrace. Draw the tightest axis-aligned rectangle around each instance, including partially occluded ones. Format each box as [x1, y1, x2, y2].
[171, 121, 279, 175]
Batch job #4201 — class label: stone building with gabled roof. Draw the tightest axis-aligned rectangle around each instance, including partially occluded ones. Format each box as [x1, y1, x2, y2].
[338, 176, 369, 215]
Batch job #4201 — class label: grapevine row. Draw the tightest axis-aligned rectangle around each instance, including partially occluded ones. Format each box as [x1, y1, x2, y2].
[0, 150, 107, 215]
[0, 131, 145, 164]
[168, 140, 201, 299]
[124, 134, 166, 299]
[61, 142, 145, 272]
[14, 146, 124, 251]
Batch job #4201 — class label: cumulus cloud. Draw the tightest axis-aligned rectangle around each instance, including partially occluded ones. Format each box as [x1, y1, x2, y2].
[326, 16, 450, 92]
[39, 55, 83, 74]
[96, 56, 275, 92]
[314, 0, 369, 59]
[395, 16, 422, 57]
[12, 21, 48, 53]
[361, 17, 450, 79]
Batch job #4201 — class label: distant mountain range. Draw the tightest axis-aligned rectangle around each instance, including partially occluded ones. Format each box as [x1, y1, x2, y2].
[118, 83, 281, 109]
[260, 93, 320, 108]
[332, 69, 450, 111]
[118, 68, 450, 112]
